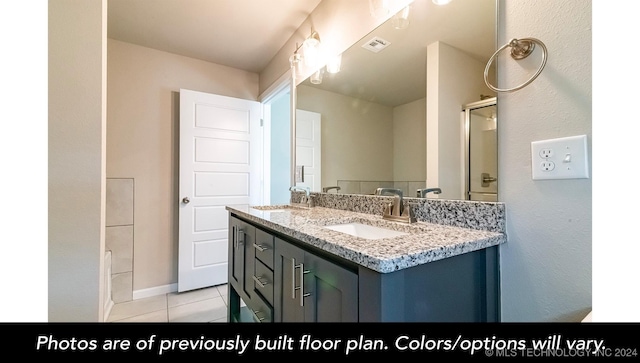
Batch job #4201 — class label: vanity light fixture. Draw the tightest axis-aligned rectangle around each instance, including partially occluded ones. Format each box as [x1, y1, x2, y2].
[369, 0, 391, 18]
[289, 43, 304, 79]
[326, 53, 342, 74]
[303, 28, 321, 48]
[290, 28, 323, 78]
[310, 68, 323, 84]
[432, 0, 452, 5]
[302, 27, 321, 68]
[391, 5, 411, 29]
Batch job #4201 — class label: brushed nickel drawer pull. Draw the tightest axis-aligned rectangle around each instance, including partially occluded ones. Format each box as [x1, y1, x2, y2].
[252, 275, 269, 288]
[252, 310, 266, 322]
[253, 243, 269, 252]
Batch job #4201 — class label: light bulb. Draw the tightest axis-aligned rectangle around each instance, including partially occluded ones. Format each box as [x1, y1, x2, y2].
[303, 44, 319, 68]
[432, 0, 452, 5]
[326, 54, 342, 74]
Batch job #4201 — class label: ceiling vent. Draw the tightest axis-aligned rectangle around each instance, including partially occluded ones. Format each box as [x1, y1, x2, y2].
[361, 36, 391, 53]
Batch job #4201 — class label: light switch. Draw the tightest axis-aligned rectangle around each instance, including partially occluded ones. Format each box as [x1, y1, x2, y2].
[531, 135, 589, 180]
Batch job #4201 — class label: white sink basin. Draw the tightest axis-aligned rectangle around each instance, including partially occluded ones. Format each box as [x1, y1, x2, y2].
[323, 222, 409, 240]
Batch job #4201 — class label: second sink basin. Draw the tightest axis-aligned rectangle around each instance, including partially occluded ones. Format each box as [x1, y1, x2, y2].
[323, 222, 409, 240]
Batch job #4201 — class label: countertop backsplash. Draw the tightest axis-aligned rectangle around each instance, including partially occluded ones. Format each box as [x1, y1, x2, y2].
[291, 191, 506, 233]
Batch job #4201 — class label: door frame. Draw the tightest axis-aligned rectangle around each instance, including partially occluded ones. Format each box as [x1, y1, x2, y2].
[463, 97, 498, 201]
[259, 71, 293, 205]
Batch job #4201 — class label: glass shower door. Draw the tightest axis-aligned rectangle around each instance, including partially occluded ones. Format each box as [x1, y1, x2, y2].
[465, 99, 497, 202]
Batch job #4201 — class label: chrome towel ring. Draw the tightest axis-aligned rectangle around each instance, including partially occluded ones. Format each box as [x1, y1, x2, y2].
[484, 38, 548, 93]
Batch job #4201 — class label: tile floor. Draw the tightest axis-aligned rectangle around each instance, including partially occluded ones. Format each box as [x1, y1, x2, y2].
[106, 284, 229, 323]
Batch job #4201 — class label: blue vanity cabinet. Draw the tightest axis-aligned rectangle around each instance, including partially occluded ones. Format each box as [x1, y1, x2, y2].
[227, 212, 500, 323]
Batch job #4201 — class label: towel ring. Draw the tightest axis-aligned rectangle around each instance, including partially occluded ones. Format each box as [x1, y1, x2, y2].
[484, 38, 548, 93]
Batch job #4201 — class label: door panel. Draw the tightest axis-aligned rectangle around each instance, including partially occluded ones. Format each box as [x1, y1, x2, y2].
[295, 109, 321, 192]
[179, 89, 262, 292]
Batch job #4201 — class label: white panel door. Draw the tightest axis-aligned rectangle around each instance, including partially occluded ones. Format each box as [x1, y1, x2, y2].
[179, 89, 262, 292]
[295, 109, 321, 192]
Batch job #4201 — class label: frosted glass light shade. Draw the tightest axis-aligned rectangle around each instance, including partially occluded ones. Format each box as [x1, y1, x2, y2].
[326, 54, 342, 74]
[392, 6, 411, 29]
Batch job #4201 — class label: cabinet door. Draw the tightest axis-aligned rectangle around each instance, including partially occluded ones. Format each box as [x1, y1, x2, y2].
[273, 237, 305, 322]
[303, 252, 358, 322]
[228, 216, 255, 300]
[274, 237, 358, 322]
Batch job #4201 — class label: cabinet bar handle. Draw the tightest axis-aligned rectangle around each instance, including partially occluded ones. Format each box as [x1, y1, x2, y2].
[291, 258, 298, 299]
[292, 259, 311, 305]
[252, 275, 269, 288]
[253, 243, 269, 252]
[299, 263, 311, 307]
[237, 228, 244, 247]
[232, 226, 236, 248]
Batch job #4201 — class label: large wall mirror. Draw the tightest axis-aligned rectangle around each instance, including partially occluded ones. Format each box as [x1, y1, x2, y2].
[294, 0, 498, 201]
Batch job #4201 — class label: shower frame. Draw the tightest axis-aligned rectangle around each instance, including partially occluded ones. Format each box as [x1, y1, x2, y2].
[463, 97, 498, 202]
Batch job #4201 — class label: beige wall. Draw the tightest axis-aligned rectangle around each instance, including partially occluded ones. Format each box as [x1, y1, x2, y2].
[393, 98, 426, 182]
[107, 39, 259, 292]
[296, 85, 394, 188]
[49, 0, 107, 322]
[498, 0, 592, 322]
[426, 41, 493, 200]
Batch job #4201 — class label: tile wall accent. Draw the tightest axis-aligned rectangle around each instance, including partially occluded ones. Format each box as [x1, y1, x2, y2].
[292, 191, 506, 233]
[106, 178, 134, 303]
[336, 180, 426, 197]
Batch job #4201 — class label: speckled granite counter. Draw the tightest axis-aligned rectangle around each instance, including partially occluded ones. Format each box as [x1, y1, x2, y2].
[226, 204, 506, 273]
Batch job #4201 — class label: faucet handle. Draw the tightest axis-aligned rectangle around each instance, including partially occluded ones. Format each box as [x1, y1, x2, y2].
[375, 187, 403, 198]
[417, 188, 442, 198]
[402, 204, 416, 223]
[289, 185, 310, 193]
[307, 194, 316, 208]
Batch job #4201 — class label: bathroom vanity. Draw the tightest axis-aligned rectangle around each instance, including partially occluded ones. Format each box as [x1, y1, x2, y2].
[226, 195, 505, 323]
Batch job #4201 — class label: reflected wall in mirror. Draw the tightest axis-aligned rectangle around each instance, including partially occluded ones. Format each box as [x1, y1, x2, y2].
[295, 0, 497, 200]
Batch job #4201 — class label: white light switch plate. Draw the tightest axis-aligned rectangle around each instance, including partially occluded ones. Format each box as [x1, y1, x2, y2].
[531, 135, 589, 180]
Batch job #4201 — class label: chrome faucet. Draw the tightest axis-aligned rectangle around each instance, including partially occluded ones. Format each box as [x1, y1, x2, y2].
[375, 188, 404, 216]
[416, 188, 442, 198]
[375, 188, 415, 223]
[322, 186, 341, 193]
[289, 186, 314, 208]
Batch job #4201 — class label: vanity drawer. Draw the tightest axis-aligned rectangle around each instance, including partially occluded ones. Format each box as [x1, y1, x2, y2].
[253, 259, 274, 306]
[245, 293, 272, 323]
[254, 228, 274, 269]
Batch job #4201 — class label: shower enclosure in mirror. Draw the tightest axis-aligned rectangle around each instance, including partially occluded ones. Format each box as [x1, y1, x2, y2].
[294, 0, 497, 200]
[464, 98, 497, 202]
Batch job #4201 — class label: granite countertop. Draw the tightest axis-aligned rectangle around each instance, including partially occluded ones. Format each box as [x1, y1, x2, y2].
[226, 205, 506, 273]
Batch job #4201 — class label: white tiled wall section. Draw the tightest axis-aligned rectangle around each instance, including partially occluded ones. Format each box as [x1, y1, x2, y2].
[106, 178, 134, 226]
[336, 180, 426, 196]
[106, 178, 134, 303]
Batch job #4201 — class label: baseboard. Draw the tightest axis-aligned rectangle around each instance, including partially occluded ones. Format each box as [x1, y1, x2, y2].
[132, 283, 178, 300]
[103, 299, 114, 322]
